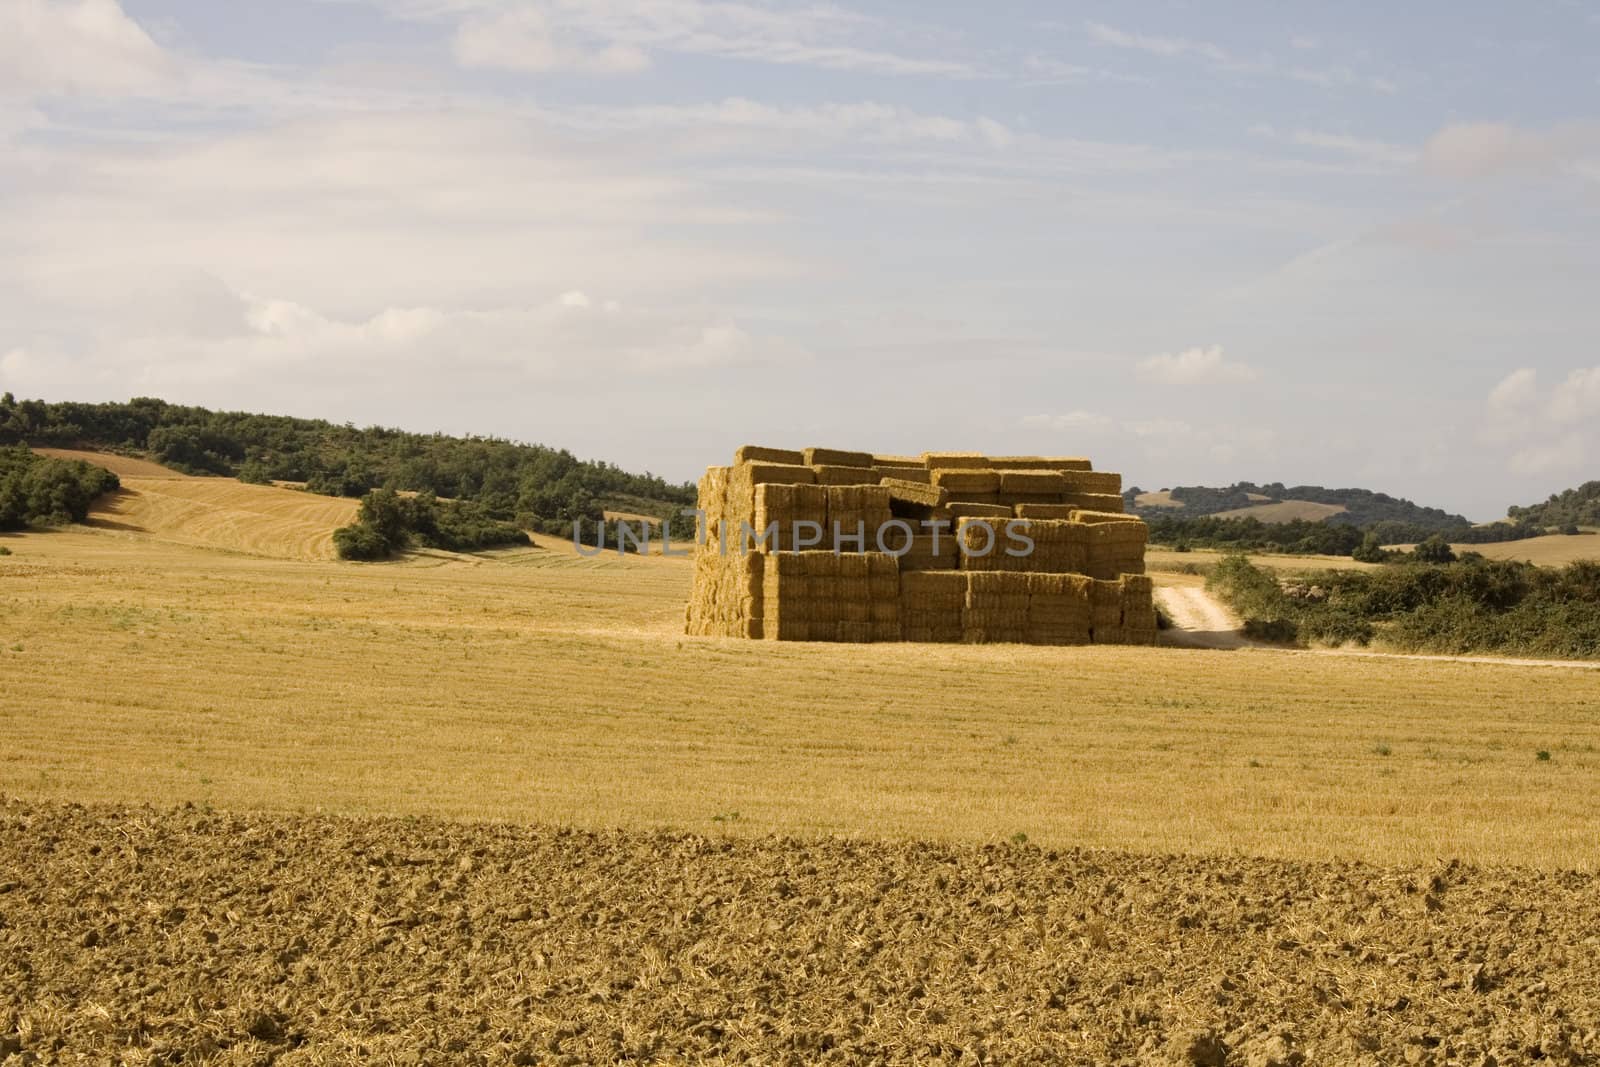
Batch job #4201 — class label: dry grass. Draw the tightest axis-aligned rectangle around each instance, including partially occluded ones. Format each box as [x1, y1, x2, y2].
[1145, 548, 1380, 573]
[3, 526, 1599, 869]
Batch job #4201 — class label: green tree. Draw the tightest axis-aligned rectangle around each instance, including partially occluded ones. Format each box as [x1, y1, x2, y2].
[1352, 532, 1387, 563]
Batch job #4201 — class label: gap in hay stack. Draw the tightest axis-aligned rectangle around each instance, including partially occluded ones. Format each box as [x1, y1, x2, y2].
[882, 478, 946, 509]
[944, 502, 1012, 521]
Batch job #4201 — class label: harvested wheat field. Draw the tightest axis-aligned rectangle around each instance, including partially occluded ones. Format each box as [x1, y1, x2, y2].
[31, 449, 361, 560]
[1447, 535, 1600, 568]
[3, 527, 1600, 868]
[3, 799, 1598, 1067]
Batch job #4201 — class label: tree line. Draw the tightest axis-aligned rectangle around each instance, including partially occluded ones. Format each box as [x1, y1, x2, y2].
[0, 394, 696, 536]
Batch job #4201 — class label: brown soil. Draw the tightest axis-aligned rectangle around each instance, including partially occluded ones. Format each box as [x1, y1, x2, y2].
[2, 800, 1596, 1065]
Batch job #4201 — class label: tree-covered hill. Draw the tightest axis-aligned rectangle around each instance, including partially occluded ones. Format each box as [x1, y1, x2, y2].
[1125, 481, 1470, 530]
[1509, 482, 1600, 530]
[0, 394, 694, 535]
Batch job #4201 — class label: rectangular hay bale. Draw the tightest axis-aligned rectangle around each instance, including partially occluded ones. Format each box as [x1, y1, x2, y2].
[813, 464, 882, 486]
[881, 478, 946, 508]
[735, 445, 806, 465]
[931, 469, 1001, 496]
[804, 447, 875, 468]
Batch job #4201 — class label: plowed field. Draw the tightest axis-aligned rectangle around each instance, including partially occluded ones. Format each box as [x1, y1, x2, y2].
[2, 800, 1596, 1066]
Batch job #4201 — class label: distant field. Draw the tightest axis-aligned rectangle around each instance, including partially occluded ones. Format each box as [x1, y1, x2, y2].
[32, 448, 359, 560]
[31, 447, 185, 479]
[3, 526, 1597, 869]
[1452, 534, 1600, 567]
[1214, 500, 1348, 523]
[1135, 490, 1349, 524]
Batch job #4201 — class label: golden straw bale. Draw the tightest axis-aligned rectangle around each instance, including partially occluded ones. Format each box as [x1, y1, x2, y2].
[931, 469, 1001, 496]
[872, 454, 925, 469]
[813, 464, 882, 486]
[1070, 509, 1142, 525]
[881, 478, 946, 508]
[803, 447, 875, 467]
[739, 462, 817, 486]
[836, 621, 874, 643]
[1059, 471, 1122, 495]
[998, 470, 1067, 494]
[921, 452, 991, 470]
[876, 466, 931, 485]
[735, 445, 805, 465]
[898, 534, 961, 571]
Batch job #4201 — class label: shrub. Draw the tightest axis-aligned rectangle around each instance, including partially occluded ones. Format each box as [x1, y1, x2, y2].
[1242, 618, 1299, 643]
[333, 524, 390, 561]
[1412, 536, 1456, 564]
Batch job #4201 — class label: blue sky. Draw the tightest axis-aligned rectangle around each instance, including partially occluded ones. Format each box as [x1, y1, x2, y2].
[2, 0, 1598, 518]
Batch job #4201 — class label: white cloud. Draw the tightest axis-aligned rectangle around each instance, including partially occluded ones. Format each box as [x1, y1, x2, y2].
[0, 282, 802, 402]
[1136, 345, 1258, 386]
[362, 0, 973, 78]
[1480, 367, 1600, 477]
[1508, 436, 1586, 476]
[0, 0, 173, 97]
[453, 9, 650, 75]
[1548, 366, 1600, 425]
[1421, 121, 1600, 178]
[1086, 21, 1228, 62]
[1291, 130, 1416, 167]
[570, 97, 1009, 148]
[1488, 366, 1539, 414]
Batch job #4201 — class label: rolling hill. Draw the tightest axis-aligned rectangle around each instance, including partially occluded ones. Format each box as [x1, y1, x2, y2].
[1127, 481, 1467, 529]
[34, 448, 360, 560]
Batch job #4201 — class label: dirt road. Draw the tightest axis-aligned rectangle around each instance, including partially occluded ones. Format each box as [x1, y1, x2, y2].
[1154, 581, 1253, 650]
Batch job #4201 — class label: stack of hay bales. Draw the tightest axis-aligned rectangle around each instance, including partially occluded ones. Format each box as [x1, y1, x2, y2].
[826, 485, 893, 548]
[1073, 510, 1148, 581]
[1026, 573, 1093, 645]
[963, 572, 1030, 643]
[752, 482, 828, 550]
[685, 446, 1155, 646]
[899, 571, 966, 642]
[1121, 575, 1158, 645]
